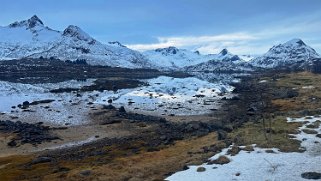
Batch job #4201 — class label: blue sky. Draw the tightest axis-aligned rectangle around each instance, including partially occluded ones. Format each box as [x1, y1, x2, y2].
[1, 0, 321, 55]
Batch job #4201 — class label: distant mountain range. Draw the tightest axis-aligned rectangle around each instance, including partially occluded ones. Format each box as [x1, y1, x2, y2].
[0, 15, 320, 72]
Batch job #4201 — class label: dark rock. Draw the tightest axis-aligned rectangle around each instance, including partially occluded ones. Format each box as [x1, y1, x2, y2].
[196, 167, 206, 172]
[230, 96, 240, 100]
[102, 104, 115, 110]
[265, 149, 276, 153]
[100, 119, 121, 125]
[22, 101, 30, 106]
[183, 165, 189, 170]
[217, 130, 227, 140]
[227, 146, 240, 156]
[242, 145, 254, 152]
[31, 157, 52, 164]
[0, 120, 59, 146]
[316, 134, 321, 138]
[80, 170, 91, 176]
[208, 155, 230, 165]
[301, 172, 321, 179]
[7, 140, 17, 147]
[119, 106, 126, 113]
[302, 129, 318, 134]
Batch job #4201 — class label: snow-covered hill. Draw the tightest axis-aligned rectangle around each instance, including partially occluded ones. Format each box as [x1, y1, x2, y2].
[144, 47, 245, 70]
[251, 39, 321, 68]
[181, 49, 253, 72]
[184, 59, 254, 72]
[0, 15, 152, 68]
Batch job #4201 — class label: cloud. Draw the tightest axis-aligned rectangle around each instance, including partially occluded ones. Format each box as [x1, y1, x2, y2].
[126, 14, 321, 55]
[126, 32, 258, 53]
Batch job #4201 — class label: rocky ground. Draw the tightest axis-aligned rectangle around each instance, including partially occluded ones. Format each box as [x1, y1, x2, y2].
[0, 67, 320, 180]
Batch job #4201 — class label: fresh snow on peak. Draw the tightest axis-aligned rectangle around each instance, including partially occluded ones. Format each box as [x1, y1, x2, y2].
[214, 49, 241, 62]
[144, 47, 245, 70]
[285, 38, 306, 46]
[62, 25, 95, 42]
[108, 41, 126, 47]
[155, 46, 180, 55]
[251, 38, 320, 68]
[144, 47, 212, 70]
[0, 16, 153, 68]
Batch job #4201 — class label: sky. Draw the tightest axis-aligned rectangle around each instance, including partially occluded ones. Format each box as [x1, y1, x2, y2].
[1, 0, 321, 55]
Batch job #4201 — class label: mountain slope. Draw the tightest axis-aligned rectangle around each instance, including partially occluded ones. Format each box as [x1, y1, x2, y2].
[251, 39, 321, 68]
[143, 47, 243, 70]
[182, 49, 253, 72]
[0, 15, 152, 68]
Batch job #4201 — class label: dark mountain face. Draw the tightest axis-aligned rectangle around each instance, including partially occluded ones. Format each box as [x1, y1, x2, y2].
[155, 46, 179, 55]
[9, 15, 44, 29]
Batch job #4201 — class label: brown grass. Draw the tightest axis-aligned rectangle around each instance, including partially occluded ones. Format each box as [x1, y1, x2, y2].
[0, 133, 224, 181]
[228, 116, 302, 152]
[272, 72, 321, 112]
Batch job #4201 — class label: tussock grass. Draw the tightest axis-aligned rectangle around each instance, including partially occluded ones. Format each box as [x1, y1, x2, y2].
[228, 116, 302, 152]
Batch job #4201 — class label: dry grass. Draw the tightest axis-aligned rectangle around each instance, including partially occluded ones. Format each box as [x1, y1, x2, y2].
[0, 133, 224, 181]
[272, 72, 321, 112]
[228, 116, 302, 152]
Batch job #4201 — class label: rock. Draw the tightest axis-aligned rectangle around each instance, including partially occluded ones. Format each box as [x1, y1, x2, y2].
[107, 99, 113, 104]
[100, 119, 121, 125]
[235, 172, 241, 176]
[196, 167, 206, 172]
[80, 170, 91, 176]
[230, 96, 240, 100]
[22, 101, 30, 106]
[316, 134, 321, 138]
[119, 106, 126, 113]
[301, 172, 321, 179]
[306, 122, 321, 129]
[208, 155, 230, 165]
[242, 145, 254, 152]
[217, 130, 227, 140]
[102, 104, 115, 110]
[302, 129, 318, 134]
[31, 157, 52, 164]
[265, 149, 276, 153]
[7, 140, 17, 147]
[227, 146, 240, 156]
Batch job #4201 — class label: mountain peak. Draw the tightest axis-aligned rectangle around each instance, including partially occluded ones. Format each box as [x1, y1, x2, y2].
[9, 15, 44, 29]
[252, 38, 320, 68]
[155, 46, 179, 55]
[63, 25, 94, 42]
[108, 41, 126, 47]
[284, 38, 306, 46]
[219, 48, 229, 56]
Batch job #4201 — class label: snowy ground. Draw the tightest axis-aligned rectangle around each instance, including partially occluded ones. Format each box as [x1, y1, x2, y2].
[167, 116, 321, 181]
[0, 76, 234, 125]
[96, 76, 234, 116]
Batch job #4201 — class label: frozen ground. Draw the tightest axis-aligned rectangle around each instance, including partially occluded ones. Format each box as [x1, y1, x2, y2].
[96, 76, 234, 116]
[167, 116, 321, 181]
[0, 76, 234, 125]
[0, 79, 96, 126]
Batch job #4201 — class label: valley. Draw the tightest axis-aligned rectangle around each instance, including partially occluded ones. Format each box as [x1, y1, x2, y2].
[0, 14, 321, 181]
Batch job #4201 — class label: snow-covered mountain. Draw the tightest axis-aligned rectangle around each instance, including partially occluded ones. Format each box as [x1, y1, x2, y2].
[184, 58, 253, 72]
[144, 47, 244, 70]
[0, 15, 152, 68]
[251, 39, 321, 68]
[177, 48, 253, 72]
